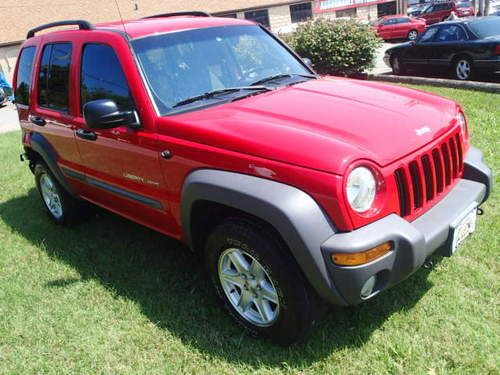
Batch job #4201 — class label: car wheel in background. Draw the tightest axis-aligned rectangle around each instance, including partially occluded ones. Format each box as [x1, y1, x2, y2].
[407, 29, 418, 41]
[205, 218, 323, 345]
[453, 57, 473, 80]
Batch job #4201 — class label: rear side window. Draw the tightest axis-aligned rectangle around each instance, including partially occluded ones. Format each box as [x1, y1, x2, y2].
[15, 47, 36, 105]
[80, 44, 134, 112]
[37, 43, 72, 111]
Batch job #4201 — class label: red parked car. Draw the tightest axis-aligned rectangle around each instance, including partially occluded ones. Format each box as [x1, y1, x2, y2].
[373, 15, 427, 41]
[13, 13, 491, 345]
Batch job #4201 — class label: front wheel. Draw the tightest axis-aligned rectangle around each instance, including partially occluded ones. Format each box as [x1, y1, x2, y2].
[453, 58, 473, 80]
[391, 56, 406, 75]
[205, 218, 322, 345]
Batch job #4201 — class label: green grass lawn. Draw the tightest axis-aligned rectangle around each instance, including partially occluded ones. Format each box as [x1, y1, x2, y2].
[0, 85, 498, 374]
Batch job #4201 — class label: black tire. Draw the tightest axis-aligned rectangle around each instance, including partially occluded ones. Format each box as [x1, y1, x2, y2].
[452, 57, 473, 81]
[34, 163, 81, 225]
[407, 29, 418, 41]
[205, 218, 322, 345]
[391, 55, 406, 75]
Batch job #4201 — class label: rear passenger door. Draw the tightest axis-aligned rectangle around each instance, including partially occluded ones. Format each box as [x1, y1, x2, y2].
[30, 41, 82, 174]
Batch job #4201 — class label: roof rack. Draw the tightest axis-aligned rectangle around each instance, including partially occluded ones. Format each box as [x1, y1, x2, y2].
[143, 11, 211, 19]
[27, 20, 94, 39]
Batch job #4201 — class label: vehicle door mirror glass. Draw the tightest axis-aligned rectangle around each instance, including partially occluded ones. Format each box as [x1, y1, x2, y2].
[83, 99, 140, 129]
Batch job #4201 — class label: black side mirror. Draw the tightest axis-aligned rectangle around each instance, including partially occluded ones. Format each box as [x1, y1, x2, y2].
[83, 99, 140, 130]
[302, 57, 313, 68]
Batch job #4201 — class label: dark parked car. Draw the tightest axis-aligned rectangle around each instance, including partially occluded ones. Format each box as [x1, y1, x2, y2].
[384, 17, 500, 80]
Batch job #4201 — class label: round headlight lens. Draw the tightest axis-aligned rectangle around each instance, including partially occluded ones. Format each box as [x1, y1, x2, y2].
[457, 111, 467, 135]
[346, 167, 377, 213]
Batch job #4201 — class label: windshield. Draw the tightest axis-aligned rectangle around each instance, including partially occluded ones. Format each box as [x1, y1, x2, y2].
[457, 1, 472, 7]
[468, 18, 500, 38]
[132, 25, 311, 115]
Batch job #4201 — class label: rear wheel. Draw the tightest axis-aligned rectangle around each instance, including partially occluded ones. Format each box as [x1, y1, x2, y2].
[407, 29, 418, 41]
[34, 163, 81, 225]
[205, 218, 322, 345]
[391, 56, 406, 75]
[453, 57, 473, 80]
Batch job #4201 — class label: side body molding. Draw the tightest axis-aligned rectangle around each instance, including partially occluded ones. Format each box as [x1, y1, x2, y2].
[181, 169, 346, 305]
[29, 132, 78, 197]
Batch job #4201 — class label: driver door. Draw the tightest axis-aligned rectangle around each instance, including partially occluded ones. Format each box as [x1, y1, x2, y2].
[74, 35, 174, 233]
[402, 26, 439, 69]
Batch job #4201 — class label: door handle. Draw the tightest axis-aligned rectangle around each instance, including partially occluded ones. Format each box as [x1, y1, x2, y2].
[76, 129, 97, 141]
[30, 115, 46, 126]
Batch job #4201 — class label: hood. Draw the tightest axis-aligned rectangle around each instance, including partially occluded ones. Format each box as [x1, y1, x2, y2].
[163, 77, 458, 175]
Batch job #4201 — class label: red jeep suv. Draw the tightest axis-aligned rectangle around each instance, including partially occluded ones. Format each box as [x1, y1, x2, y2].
[13, 13, 491, 345]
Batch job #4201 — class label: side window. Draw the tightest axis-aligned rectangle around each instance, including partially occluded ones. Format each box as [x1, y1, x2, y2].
[80, 44, 134, 112]
[435, 25, 467, 42]
[15, 46, 36, 106]
[419, 27, 438, 42]
[37, 43, 72, 111]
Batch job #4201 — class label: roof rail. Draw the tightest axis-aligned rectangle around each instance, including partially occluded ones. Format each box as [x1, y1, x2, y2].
[143, 11, 211, 19]
[27, 20, 94, 39]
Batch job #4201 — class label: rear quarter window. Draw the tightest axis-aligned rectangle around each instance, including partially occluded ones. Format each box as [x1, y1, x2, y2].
[15, 47, 36, 106]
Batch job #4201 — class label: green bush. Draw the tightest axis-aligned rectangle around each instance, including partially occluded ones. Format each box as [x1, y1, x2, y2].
[289, 18, 381, 76]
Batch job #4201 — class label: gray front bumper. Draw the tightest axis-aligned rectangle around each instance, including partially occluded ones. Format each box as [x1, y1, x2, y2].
[320, 147, 492, 305]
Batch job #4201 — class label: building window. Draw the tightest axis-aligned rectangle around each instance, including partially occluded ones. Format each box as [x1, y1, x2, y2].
[290, 3, 313, 23]
[244, 9, 270, 28]
[220, 13, 237, 18]
[336, 8, 357, 17]
[37, 43, 72, 112]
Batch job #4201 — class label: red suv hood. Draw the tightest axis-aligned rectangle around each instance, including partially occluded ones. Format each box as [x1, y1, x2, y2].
[163, 77, 458, 175]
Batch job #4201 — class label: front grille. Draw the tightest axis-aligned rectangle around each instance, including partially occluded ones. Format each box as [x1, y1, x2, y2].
[394, 131, 464, 218]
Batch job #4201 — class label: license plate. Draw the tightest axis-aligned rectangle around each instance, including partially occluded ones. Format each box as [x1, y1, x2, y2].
[450, 203, 477, 255]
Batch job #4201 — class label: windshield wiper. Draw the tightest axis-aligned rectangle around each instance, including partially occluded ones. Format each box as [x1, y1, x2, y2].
[250, 73, 316, 86]
[173, 86, 269, 108]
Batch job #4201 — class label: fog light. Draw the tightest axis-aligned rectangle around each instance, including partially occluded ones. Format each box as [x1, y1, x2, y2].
[331, 241, 393, 266]
[360, 275, 376, 299]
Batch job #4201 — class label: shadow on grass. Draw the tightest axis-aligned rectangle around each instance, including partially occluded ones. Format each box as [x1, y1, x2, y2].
[0, 189, 440, 367]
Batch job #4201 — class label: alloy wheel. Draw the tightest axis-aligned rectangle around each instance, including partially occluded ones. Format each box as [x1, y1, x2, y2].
[39, 173, 63, 219]
[408, 30, 418, 41]
[455, 59, 471, 80]
[218, 248, 280, 327]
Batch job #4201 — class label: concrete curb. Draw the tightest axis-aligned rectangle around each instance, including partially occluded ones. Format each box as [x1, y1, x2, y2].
[367, 73, 500, 94]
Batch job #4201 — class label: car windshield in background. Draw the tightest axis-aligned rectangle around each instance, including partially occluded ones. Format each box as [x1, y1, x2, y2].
[468, 18, 500, 38]
[132, 25, 312, 115]
[457, 1, 472, 7]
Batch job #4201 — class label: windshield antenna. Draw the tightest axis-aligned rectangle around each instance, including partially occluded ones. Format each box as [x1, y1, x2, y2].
[114, 0, 128, 34]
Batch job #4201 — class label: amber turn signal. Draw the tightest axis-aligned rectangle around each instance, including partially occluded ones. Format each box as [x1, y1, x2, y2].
[331, 241, 393, 266]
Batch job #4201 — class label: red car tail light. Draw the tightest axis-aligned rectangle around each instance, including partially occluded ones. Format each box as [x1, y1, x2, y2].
[495, 44, 500, 55]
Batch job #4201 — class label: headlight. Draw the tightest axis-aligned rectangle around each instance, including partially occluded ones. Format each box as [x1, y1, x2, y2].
[346, 167, 376, 213]
[457, 111, 467, 135]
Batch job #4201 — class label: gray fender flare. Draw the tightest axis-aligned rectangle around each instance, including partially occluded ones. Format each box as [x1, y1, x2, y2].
[181, 169, 346, 305]
[29, 132, 77, 197]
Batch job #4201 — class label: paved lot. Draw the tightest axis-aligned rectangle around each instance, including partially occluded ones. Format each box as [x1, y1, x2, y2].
[0, 103, 20, 134]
